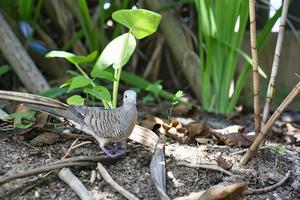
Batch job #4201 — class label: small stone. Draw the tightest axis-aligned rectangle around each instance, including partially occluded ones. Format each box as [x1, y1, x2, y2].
[34, 191, 40, 198]
[90, 170, 96, 184]
[62, 129, 72, 134]
[96, 171, 102, 180]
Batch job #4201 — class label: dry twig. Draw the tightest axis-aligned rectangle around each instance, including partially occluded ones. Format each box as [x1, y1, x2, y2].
[62, 139, 91, 159]
[245, 170, 292, 195]
[249, 0, 261, 135]
[0, 161, 95, 186]
[0, 155, 120, 185]
[58, 168, 93, 200]
[89, 170, 97, 184]
[62, 138, 79, 159]
[97, 162, 139, 200]
[261, 0, 290, 125]
[241, 81, 300, 165]
[178, 162, 234, 176]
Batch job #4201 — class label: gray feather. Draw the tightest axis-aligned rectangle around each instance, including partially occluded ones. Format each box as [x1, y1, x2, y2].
[0, 90, 137, 151]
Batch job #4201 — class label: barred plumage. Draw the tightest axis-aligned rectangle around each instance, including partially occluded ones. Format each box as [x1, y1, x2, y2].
[0, 90, 137, 157]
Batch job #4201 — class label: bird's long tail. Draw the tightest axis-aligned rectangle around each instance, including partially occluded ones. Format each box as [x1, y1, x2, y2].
[0, 90, 72, 119]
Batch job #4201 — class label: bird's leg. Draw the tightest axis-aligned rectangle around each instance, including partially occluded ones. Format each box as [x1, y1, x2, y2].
[114, 141, 127, 152]
[100, 143, 125, 158]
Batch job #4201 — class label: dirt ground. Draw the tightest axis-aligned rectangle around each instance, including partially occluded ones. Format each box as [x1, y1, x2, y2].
[0, 125, 299, 200]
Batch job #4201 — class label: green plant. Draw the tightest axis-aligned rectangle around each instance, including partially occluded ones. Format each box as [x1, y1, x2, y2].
[46, 8, 162, 108]
[46, 50, 113, 107]
[168, 90, 185, 120]
[267, 145, 287, 155]
[7, 111, 36, 129]
[194, 0, 281, 114]
[145, 80, 162, 100]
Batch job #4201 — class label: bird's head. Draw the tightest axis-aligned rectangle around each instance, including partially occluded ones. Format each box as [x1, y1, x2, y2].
[123, 90, 137, 105]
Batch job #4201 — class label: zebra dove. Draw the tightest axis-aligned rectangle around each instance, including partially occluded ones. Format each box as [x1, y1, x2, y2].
[0, 90, 137, 157]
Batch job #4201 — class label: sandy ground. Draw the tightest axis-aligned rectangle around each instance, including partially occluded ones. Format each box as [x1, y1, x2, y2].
[0, 130, 299, 200]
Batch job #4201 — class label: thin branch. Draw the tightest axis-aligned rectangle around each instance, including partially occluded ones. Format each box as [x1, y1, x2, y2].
[62, 138, 79, 159]
[0, 155, 120, 185]
[61, 140, 91, 159]
[240, 81, 300, 165]
[58, 168, 93, 200]
[261, 0, 290, 126]
[177, 162, 234, 176]
[0, 161, 95, 185]
[97, 163, 139, 200]
[89, 170, 97, 184]
[249, 0, 261, 135]
[72, 141, 92, 149]
[245, 170, 292, 195]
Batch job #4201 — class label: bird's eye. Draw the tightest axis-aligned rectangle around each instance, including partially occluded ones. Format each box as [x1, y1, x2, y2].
[125, 95, 127, 98]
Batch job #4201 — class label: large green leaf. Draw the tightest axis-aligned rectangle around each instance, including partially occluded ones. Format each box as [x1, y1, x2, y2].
[67, 95, 85, 105]
[67, 51, 97, 64]
[67, 75, 92, 92]
[46, 50, 75, 59]
[91, 69, 116, 81]
[112, 9, 161, 39]
[46, 50, 97, 64]
[93, 33, 136, 70]
[83, 86, 111, 102]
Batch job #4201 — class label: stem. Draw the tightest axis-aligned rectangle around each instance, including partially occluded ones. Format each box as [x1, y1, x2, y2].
[74, 63, 96, 87]
[240, 81, 300, 165]
[261, 0, 290, 126]
[249, 0, 261, 135]
[112, 68, 122, 107]
[112, 32, 131, 108]
[74, 63, 110, 108]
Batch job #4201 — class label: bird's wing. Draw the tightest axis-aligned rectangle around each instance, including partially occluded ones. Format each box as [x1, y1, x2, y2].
[69, 106, 119, 137]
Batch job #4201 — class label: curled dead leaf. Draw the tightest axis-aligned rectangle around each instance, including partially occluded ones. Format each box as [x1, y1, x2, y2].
[210, 126, 254, 147]
[167, 127, 189, 143]
[174, 182, 246, 200]
[162, 123, 171, 130]
[35, 112, 48, 128]
[172, 103, 192, 116]
[187, 122, 210, 138]
[177, 127, 188, 134]
[194, 137, 214, 145]
[30, 132, 60, 146]
[216, 153, 233, 170]
[170, 119, 180, 128]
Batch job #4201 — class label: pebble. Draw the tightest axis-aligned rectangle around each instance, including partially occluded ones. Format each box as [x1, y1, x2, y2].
[34, 191, 39, 198]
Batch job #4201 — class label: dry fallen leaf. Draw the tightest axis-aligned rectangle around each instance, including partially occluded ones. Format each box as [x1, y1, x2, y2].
[35, 112, 49, 128]
[194, 137, 214, 145]
[210, 126, 254, 147]
[167, 127, 189, 142]
[174, 182, 246, 200]
[216, 152, 233, 170]
[172, 103, 192, 116]
[284, 123, 300, 144]
[30, 132, 60, 146]
[187, 122, 209, 138]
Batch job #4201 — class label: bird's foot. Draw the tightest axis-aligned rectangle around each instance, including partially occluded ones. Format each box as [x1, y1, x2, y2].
[101, 144, 125, 158]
